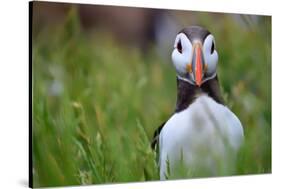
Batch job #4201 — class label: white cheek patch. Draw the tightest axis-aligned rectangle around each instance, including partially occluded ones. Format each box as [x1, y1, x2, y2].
[172, 49, 188, 75]
[171, 33, 193, 76]
[203, 35, 218, 76]
[205, 51, 218, 75]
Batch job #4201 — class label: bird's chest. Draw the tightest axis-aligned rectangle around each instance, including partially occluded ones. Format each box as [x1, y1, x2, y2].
[159, 95, 242, 179]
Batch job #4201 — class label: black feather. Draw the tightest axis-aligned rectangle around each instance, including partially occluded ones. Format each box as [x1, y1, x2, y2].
[151, 121, 166, 150]
[175, 76, 224, 112]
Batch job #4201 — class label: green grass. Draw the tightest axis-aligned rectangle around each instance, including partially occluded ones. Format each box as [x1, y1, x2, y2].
[32, 8, 271, 187]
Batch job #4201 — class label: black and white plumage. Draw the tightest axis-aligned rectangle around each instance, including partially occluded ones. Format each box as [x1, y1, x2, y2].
[151, 26, 244, 180]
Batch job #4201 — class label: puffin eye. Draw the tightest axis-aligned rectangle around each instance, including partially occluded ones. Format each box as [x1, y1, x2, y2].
[177, 40, 182, 53]
[211, 41, 215, 54]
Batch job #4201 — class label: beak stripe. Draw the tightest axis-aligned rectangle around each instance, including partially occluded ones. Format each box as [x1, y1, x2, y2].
[195, 46, 203, 86]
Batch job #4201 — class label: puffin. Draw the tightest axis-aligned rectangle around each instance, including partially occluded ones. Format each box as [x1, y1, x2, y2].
[151, 26, 244, 180]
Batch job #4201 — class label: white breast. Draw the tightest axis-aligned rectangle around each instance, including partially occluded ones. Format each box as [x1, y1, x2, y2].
[159, 95, 244, 180]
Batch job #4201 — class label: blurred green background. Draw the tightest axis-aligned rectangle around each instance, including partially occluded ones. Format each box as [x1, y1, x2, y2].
[32, 2, 271, 187]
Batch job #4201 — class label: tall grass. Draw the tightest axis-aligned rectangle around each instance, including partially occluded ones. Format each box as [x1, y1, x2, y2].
[32, 7, 271, 187]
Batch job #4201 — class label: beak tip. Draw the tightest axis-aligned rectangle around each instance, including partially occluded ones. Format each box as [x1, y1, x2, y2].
[196, 81, 202, 87]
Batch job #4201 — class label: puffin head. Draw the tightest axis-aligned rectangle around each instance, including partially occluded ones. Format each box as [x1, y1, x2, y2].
[171, 26, 218, 87]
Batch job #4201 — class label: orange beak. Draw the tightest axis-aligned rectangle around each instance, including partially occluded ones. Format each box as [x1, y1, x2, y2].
[192, 43, 204, 87]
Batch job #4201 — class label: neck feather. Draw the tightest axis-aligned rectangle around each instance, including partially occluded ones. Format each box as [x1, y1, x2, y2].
[175, 75, 224, 112]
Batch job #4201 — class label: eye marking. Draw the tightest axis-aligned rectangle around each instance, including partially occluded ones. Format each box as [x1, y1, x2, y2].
[211, 41, 215, 54]
[177, 39, 182, 54]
